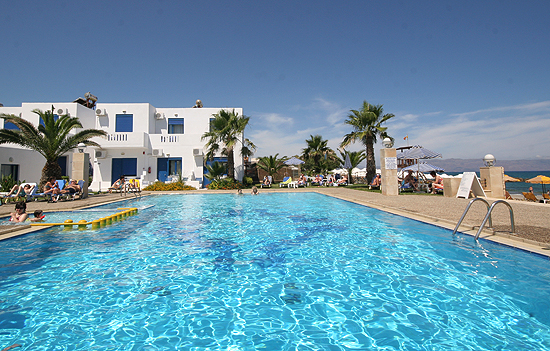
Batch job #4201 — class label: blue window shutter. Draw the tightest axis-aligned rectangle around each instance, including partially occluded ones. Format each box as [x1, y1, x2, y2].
[116, 114, 133, 132]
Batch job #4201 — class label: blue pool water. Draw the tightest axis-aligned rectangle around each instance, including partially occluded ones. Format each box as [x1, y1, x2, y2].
[0, 193, 549, 350]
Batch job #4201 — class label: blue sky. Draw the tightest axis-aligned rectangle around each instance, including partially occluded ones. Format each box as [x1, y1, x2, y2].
[2, 1, 550, 165]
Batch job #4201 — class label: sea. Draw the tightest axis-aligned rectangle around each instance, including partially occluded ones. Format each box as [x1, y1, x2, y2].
[446, 170, 550, 196]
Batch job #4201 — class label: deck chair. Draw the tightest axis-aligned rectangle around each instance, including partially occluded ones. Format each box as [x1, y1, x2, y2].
[125, 179, 141, 195]
[522, 192, 542, 203]
[2, 183, 36, 203]
[24, 183, 48, 202]
[49, 180, 67, 202]
[65, 180, 85, 200]
[399, 180, 414, 193]
[279, 177, 292, 187]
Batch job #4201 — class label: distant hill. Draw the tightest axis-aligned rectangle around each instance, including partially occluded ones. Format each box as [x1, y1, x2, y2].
[428, 158, 550, 172]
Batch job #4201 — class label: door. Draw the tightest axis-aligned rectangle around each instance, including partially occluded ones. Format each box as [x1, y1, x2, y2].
[111, 158, 137, 183]
[157, 158, 182, 182]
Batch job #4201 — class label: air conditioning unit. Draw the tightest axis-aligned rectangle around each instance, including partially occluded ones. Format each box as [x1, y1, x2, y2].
[95, 150, 107, 158]
[57, 108, 65, 115]
[154, 112, 164, 120]
[95, 108, 106, 116]
[193, 148, 203, 156]
[152, 149, 163, 157]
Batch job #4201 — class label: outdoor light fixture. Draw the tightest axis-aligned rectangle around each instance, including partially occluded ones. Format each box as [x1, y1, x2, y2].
[483, 154, 496, 167]
[383, 137, 393, 148]
[77, 143, 85, 153]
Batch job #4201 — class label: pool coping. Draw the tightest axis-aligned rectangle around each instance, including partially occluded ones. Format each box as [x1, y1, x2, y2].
[1, 190, 549, 258]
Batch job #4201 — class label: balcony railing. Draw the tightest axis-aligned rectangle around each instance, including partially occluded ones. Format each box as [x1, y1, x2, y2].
[91, 132, 147, 149]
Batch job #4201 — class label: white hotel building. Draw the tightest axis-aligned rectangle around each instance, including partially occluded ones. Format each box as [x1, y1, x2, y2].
[0, 99, 245, 191]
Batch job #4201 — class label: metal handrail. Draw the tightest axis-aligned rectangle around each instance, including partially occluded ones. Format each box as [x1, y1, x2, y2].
[474, 200, 515, 240]
[452, 198, 493, 235]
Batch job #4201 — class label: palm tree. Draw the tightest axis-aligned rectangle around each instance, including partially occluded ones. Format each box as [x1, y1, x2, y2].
[302, 134, 334, 174]
[257, 154, 287, 180]
[202, 109, 251, 181]
[340, 101, 394, 183]
[335, 149, 366, 184]
[204, 161, 226, 181]
[0, 107, 107, 187]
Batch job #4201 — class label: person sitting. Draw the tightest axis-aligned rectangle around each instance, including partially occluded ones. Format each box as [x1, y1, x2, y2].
[430, 171, 444, 194]
[298, 174, 307, 186]
[261, 175, 272, 187]
[311, 175, 323, 186]
[370, 174, 381, 189]
[43, 177, 59, 195]
[337, 174, 348, 185]
[109, 176, 125, 193]
[61, 179, 81, 195]
[404, 170, 418, 191]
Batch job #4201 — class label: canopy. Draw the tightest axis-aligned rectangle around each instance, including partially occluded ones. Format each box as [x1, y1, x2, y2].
[401, 162, 444, 173]
[284, 157, 305, 166]
[525, 175, 550, 184]
[397, 146, 442, 160]
[503, 174, 521, 182]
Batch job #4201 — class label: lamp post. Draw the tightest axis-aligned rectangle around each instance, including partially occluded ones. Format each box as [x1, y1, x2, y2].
[483, 154, 496, 167]
[480, 154, 505, 198]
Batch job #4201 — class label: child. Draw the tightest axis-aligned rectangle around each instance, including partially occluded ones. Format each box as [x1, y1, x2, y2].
[9, 202, 28, 223]
[29, 209, 46, 222]
[251, 186, 259, 195]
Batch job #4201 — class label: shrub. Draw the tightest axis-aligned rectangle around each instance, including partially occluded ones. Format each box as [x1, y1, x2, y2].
[207, 178, 244, 190]
[143, 181, 197, 191]
[242, 176, 253, 187]
[0, 175, 23, 192]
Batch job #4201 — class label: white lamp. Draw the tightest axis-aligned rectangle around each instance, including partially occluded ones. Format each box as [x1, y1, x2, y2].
[383, 137, 393, 148]
[483, 154, 496, 167]
[77, 143, 86, 153]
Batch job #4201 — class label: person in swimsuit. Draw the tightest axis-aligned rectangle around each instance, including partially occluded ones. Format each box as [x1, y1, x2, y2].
[430, 171, 444, 194]
[43, 177, 59, 195]
[9, 202, 29, 223]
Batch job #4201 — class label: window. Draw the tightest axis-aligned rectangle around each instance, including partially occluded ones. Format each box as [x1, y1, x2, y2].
[168, 118, 184, 134]
[115, 114, 133, 132]
[209, 117, 216, 132]
[3, 121, 19, 130]
[1, 164, 19, 181]
[39, 114, 59, 127]
[111, 158, 137, 183]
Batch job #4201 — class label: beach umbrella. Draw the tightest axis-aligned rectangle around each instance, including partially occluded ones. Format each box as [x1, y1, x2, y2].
[401, 162, 444, 173]
[503, 174, 521, 182]
[343, 153, 352, 169]
[526, 175, 550, 193]
[284, 157, 305, 165]
[398, 146, 442, 185]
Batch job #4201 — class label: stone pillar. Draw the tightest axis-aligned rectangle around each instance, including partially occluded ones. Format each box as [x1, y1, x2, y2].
[72, 152, 90, 199]
[479, 166, 505, 199]
[443, 178, 462, 197]
[380, 148, 398, 196]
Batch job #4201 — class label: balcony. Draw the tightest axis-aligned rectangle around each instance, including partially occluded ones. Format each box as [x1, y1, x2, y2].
[92, 132, 148, 149]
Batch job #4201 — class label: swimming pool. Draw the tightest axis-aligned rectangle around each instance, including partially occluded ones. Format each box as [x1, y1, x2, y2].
[1, 193, 549, 350]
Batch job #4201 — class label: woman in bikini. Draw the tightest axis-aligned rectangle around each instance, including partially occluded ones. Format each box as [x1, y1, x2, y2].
[9, 202, 29, 223]
[430, 171, 444, 194]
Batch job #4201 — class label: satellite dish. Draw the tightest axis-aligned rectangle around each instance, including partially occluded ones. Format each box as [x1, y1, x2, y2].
[57, 109, 64, 115]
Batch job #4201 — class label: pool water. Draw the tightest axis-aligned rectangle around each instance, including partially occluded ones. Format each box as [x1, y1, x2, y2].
[0, 193, 549, 350]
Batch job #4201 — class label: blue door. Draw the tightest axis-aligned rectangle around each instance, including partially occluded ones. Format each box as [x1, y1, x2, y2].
[111, 158, 137, 183]
[58, 156, 67, 176]
[157, 158, 182, 182]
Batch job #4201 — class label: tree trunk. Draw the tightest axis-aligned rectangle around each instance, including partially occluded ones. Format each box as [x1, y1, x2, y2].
[227, 148, 235, 181]
[365, 136, 376, 184]
[40, 160, 62, 190]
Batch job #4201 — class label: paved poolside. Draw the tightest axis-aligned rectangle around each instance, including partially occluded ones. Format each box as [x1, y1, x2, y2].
[1, 188, 549, 255]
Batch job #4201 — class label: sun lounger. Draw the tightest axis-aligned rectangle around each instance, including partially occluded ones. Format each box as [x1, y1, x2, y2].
[522, 192, 546, 203]
[279, 177, 292, 187]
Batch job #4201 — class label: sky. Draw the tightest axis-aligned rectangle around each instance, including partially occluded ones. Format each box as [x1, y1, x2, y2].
[2, 0, 550, 167]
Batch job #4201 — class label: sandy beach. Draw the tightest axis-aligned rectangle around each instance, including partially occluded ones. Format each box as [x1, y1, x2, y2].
[1, 188, 549, 252]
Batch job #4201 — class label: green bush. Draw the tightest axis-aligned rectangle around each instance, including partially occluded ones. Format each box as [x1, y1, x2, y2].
[242, 176, 253, 187]
[143, 181, 197, 191]
[207, 178, 244, 190]
[0, 175, 23, 192]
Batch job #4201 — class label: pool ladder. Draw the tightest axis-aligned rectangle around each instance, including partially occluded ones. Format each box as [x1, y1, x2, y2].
[452, 198, 515, 240]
